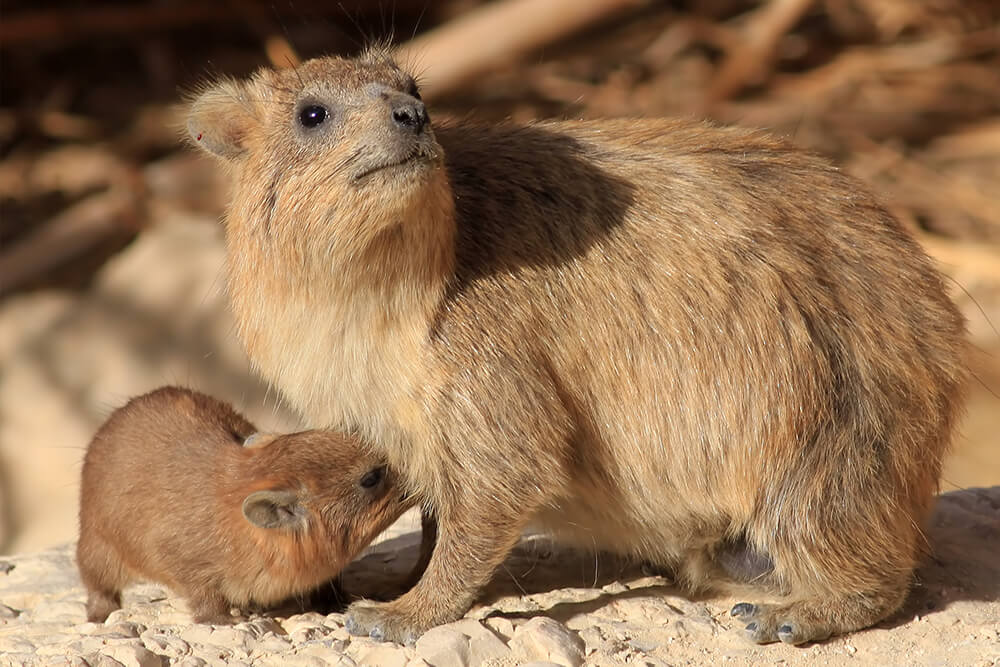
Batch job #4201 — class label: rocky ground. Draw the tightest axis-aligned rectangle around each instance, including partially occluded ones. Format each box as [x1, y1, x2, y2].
[1, 487, 998, 667]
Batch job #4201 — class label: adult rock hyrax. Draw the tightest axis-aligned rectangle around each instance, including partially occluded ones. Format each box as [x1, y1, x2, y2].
[77, 386, 409, 624]
[187, 49, 968, 645]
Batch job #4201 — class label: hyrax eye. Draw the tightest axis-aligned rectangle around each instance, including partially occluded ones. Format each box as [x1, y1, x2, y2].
[359, 466, 385, 490]
[298, 104, 328, 129]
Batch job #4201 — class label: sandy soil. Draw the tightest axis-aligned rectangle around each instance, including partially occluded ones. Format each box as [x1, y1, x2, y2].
[0, 487, 997, 666]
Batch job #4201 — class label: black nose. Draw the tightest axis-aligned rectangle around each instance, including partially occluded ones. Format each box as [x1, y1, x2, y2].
[391, 99, 428, 134]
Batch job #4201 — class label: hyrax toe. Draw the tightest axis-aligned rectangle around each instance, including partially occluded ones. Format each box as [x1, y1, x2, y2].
[345, 599, 422, 646]
[731, 601, 835, 645]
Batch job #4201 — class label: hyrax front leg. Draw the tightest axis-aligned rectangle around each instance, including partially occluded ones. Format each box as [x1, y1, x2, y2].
[345, 500, 530, 645]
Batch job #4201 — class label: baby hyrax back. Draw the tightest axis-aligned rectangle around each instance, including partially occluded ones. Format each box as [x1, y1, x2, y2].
[77, 386, 407, 624]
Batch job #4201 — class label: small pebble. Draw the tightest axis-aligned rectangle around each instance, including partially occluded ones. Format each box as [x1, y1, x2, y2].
[510, 617, 585, 667]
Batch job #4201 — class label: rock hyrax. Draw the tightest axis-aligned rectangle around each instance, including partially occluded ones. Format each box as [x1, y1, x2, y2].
[77, 386, 408, 623]
[187, 50, 968, 644]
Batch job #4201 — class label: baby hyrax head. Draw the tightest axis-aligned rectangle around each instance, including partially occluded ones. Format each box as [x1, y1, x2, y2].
[186, 51, 447, 248]
[238, 430, 407, 567]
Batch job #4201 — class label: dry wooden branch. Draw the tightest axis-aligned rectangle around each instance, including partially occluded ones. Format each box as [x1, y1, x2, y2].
[394, 0, 651, 100]
[0, 188, 140, 296]
[0, 1, 429, 45]
[705, 0, 816, 104]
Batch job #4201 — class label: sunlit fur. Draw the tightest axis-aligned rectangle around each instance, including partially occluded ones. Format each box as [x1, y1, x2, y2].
[188, 55, 969, 643]
[77, 387, 409, 623]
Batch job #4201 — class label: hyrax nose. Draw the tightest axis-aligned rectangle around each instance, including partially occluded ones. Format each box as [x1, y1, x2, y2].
[391, 98, 428, 134]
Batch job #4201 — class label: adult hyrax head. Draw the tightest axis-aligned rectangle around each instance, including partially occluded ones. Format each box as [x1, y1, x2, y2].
[187, 50, 450, 261]
[77, 386, 407, 624]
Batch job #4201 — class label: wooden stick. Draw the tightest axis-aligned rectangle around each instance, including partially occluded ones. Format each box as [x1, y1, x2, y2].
[705, 0, 816, 104]
[0, 189, 138, 296]
[0, 1, 429, 45]
[394, 0, 650, 100]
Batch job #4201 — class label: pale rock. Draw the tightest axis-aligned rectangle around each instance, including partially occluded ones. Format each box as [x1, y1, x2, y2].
[36, 639, 84, 655]
[254, 657, 326, 667]
[0, 636, 35, 654]
[628, 636, 659, 653]
[237, 616, 285, 639]
[100, 643, 165, 667]
[281, 612, 327, 634]
[355, 643, 411, 667]
[289, 626, 329, 644]
[602, 581, 627, 595]
[484, 616, 516, 641]
[478, 657, 519, 667]
[467, 628, 512, 664]
[415, 625, 471, 667]
[141, 633, 191, 657]
[250, 632, 294, 653]
[172, 659, 207, 667]
[29, 599, 87, 622]
[178, 624, 252, 652]
[517, 662, 565, 667]
[0, 603, 19, 619]
[0, 654, 36, 667]
[406, 660, 432, 667]
[91, 655, 126, 667]
[510, 617, 585, 667]
[577, 625, 604, 654]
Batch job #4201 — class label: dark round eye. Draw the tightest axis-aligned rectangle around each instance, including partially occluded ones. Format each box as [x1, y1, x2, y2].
[298, 104, 327, 128]
[359, 466, 385, 490]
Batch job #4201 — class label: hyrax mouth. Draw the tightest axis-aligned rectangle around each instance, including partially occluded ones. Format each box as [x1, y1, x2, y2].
[353, 152, 427, 182]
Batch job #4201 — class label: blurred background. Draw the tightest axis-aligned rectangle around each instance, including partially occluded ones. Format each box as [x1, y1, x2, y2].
[1, 0, 998, 555]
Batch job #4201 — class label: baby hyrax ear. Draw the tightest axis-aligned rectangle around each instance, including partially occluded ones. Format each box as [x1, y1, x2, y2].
[242, 490, 307, 530]
[187, 79, 258, 159]
[242, 432, 278, 448]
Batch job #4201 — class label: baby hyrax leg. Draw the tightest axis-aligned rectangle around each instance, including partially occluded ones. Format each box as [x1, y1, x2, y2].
[85, 589, 122, 624]
[186, 588, 239, 625]
[77, 535, 126, 622]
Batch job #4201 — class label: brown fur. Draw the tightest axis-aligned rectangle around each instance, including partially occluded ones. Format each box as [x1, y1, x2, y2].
[186, 50, 969, 645]
[76, 386, 408, 624]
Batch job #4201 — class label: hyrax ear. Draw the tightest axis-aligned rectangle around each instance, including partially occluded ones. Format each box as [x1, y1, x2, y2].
[242, 490, 306, 530]
[186, 79, 258, 160]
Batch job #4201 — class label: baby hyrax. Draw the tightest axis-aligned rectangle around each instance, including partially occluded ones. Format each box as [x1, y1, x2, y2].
[77, 386, 408, 624]
[187, 51, 968, 645]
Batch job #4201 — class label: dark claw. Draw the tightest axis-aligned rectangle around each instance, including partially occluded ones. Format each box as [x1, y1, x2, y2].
[745, 622, 758, 632]
[778, 624, 793, 635]
[369, 626, 385, 642]
[731, 602, 757, 618]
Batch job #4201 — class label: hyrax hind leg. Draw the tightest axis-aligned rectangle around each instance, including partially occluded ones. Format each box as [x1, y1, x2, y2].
[729, 489, 923, 644]
[730, 584, 908, 645]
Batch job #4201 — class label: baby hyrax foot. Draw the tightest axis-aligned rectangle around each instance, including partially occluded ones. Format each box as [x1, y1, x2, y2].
[731, 601, 834, 645]
[345, 600, 422, 646]
[85, 590, 121, 623]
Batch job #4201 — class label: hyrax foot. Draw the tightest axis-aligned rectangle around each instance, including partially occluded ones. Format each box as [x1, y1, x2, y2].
[731, 602, 834, 645]
[345, 599, 426, 646]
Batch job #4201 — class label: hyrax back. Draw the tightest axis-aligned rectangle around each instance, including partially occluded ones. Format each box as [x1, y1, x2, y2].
[187, 52, 968, 644]
[77, 386, 406, 623]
